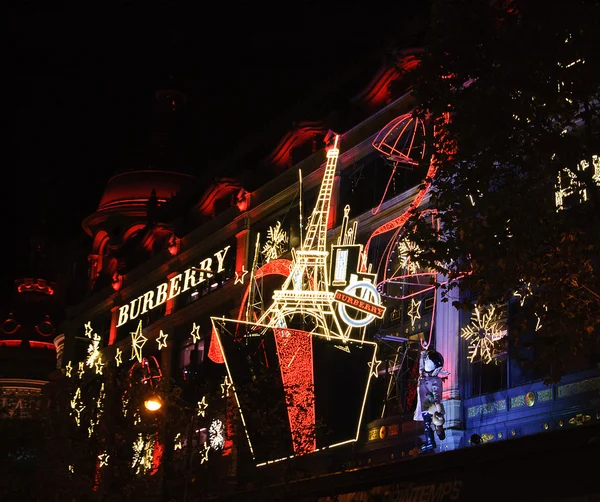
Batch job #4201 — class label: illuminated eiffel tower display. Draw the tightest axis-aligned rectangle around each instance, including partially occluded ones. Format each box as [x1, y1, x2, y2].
[256, 134, 348, 340]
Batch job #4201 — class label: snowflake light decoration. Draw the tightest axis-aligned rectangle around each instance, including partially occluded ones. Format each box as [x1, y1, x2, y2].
[209, 418, 225, 450]
[461, 304, 507, 364]
[261, 221, 288, 263]
[397, 237, 422, 274]
[86, 333, 101, 368]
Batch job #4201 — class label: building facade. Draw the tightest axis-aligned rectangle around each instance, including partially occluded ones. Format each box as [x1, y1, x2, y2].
[57, 48, 600, 501]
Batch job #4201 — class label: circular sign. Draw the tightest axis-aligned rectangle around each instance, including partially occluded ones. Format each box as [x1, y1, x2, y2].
[337, 281, 382, 328]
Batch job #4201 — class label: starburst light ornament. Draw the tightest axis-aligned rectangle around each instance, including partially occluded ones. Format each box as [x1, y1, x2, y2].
[209, 419, 225, 450]
[461, 304, 507, 364]
[261, 221, 288, 263]
[397, 237, 423, 274]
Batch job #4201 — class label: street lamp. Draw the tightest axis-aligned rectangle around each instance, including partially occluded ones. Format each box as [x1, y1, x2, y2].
[144, 393, 163, 412]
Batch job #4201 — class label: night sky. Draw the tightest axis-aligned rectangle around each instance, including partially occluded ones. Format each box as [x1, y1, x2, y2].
[5, 1, 426, 301]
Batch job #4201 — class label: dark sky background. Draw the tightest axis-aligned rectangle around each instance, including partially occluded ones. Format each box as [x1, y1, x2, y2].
[5, 1, 427, 301]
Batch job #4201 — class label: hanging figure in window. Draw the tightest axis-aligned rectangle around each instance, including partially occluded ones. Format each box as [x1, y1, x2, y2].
[414, 349, 446, 453]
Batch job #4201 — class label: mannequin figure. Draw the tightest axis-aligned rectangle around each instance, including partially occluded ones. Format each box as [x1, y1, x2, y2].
[414, 349, 446, 452]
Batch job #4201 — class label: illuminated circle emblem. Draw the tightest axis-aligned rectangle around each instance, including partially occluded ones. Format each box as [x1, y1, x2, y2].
[209, 418, 225, 450]
[337, 281, 382, 328]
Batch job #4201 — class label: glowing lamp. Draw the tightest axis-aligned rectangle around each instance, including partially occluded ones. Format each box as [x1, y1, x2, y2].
[144, 396, 162, 412]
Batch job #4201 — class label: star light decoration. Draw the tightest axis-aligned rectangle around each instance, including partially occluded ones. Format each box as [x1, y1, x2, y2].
[197, 396, 208, 417]
[77, 362, 85, 379]
[200, 442, 210, 464]
[190, 322, 201, 344]
[94, 356, 104, 375]
[98, 453, 109, 467]
[130, 320, 147, 363]
[461, 304, 507, 364]
[234, 266, 249, 285]
[407, 298, 422, 328]
[368, 358, 382, 378]
[156, 330, 169, 350]
[84, 321, 94, 338]
[65, 361, 73, 378]
[261, 221, 289, 263]
[220, 375, 232, 398]
[209, 418, 225, 450]
[115, 348, 122, 367]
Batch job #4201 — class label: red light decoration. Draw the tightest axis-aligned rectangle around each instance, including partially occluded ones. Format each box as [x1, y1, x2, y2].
[372, 113, 426, 167]
[16, 278, 54, 295]
[129, 356, 162, 388]
[151, 436, 163, 475]
[366, 113, 453, 256]
[207, 326, 225, 364]
[235, 258, 293, 330]
[273, 328, 316, 456]
[265, 122, 327, 169]
[0, 340, 55, 350]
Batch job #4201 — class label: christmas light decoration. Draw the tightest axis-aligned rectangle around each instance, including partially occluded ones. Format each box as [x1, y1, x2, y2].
[174, 433, 182, 450]
[98, 453, 109, 468]
[211, 136, 383, 465]
[156, 330, 169, 350]
[197, 396, 208, 417]
[84, 321, 94, 338]
[220, 375, 232, 398]
[209, 418, 225, 450]
[132, 433, 155, 475]
[94, 355, 104, 375]
[65, 361, 73, 378]
[115, 348, 123, 367]
[130, 320, 147, 363]
[408, 298, 422, 328]
[77, 361, 85, 379]
[513, 281, 533, 306]
[368, 357, 382, 378]
[122, 393, 130, 417]
[200, 442, 210, 464]
[190, 322, 201, 344]
[273, 328, 316, 456]
[70, 387, 85, 427]
[555, 155, 600, 210]
[261, 221, 289, 263]
[461, 305, 507, 364]
[86, 333, 101, 368]
[397, 238, 422, 274]
[96, 384, 105, 417]
[234, 266, 249, 285]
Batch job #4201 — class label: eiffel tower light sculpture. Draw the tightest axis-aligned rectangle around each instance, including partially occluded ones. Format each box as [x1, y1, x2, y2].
[211, 134, 385, 464]
[254, 134, 350, 339]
